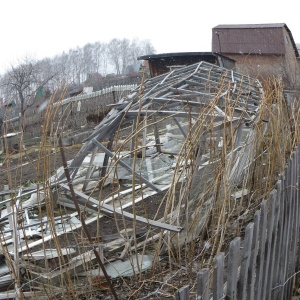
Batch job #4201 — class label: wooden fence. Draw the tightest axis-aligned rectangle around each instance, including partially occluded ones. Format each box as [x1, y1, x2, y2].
[175, 144, 300, 300]
[4, 84, 137, 140]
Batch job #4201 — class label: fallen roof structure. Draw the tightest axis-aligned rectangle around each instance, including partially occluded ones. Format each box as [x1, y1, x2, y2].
[0, 61, 265, 297]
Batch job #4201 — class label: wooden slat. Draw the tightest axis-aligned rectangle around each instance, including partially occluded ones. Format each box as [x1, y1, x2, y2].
[279, 166, 291, 300]
[197, 268, 210, 300]
[255, 200, 267, 299]
[213, 252, 224, 300]
[261, 190, 277, 299]
[267, 181, 281, 300]
[287, 151, 298, 300]
[226, 237, 241, 299]
[237, 222, 254, 299]
[175, 285, 189, 300]
[247, 210, 261, 300]
[271, 178, 285, 299]
[295, 146, 300, 288]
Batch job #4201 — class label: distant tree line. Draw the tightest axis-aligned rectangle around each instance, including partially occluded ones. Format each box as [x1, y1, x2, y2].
[0, 38, 155, 128]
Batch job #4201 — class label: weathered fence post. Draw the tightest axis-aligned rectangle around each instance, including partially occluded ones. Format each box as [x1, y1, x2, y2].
[213, 252, 224, 300]
[237, 222, 254, 299]
[197, 268, 210, 300]
[226, 237, 241, 299]
[175, 285, 189, 300]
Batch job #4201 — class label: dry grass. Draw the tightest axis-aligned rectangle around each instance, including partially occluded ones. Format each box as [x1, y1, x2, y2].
[0, 75, 299, 299]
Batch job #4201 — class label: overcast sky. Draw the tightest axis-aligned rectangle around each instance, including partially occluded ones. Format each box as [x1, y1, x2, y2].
[1, 0, 299, 75]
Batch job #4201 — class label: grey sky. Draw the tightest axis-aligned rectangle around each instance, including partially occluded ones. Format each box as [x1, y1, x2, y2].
[1, 0, 299, 75]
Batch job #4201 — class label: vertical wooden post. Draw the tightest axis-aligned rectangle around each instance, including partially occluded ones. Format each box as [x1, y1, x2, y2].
[226, 237, 241, 299]
[175, 285, 189, 300]
[197, 268, 210, 300]
[247, 210, 261, 300]
[237, 222, 254, 299]
[213, 252, 224, 300]
[261, 190, 277, 299]
[255, 200, 267, 299]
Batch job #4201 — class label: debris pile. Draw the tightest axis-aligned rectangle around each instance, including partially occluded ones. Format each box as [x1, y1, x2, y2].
[0, 61, 265, 298]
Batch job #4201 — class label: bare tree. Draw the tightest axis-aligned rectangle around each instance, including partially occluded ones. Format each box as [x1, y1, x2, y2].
[108, 38, 156, 75]
[1, 57, 56, 130]
[107, 39, 122, 75]
[94, 42, 108, 76]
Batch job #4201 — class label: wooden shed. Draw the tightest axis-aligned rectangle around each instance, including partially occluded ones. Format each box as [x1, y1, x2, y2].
[138, 52, 235, 77]
[212, 23, 300, 88]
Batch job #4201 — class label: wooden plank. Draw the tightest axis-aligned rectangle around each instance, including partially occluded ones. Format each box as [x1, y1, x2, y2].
[213, 252, 224, 300]
[175, 285, 189, 300]
[261, 190, 277, 300]
[197, 268, 210, 300]
[287, 151, 298, 300]
[60, 183, 183, 233]
[284, 156, 294, 300]
[278, 166, 291, 300]
[237, 222, 254, 299]
[285, 151, 299, 299]
[254, 200, 267, 300]
[271, 178, 284, 299]
[295, 146, 300, 287]
[267, 180, 281, 300]
[226, 237, 241, 300]
[247, 210, 261, 300]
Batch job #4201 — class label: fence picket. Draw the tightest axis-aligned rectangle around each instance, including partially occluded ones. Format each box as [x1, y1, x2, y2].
[261, 190, 277, 299]
[279, 165, 291, 300]
[197, 268, 210, 300]
[267, 181, 281, 300]
[247, 210, 261, 300]
[226, 237, 241, 299]
[176, 147, 300, 299]
[176, 285, 189, 300]
[287, 151, 299, 299]
[255, 200, 267, 299]
[237, 222, 254, 299]
[296, 145, 300, 286]
[213, 252, 224, 300]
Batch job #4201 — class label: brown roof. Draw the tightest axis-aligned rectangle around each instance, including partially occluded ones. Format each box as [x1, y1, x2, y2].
[213, 23, 287, 29]
[212, 23, 299, 57]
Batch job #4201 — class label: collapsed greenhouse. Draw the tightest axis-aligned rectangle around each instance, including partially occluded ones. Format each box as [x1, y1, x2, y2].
[0, 60, 277, 298]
